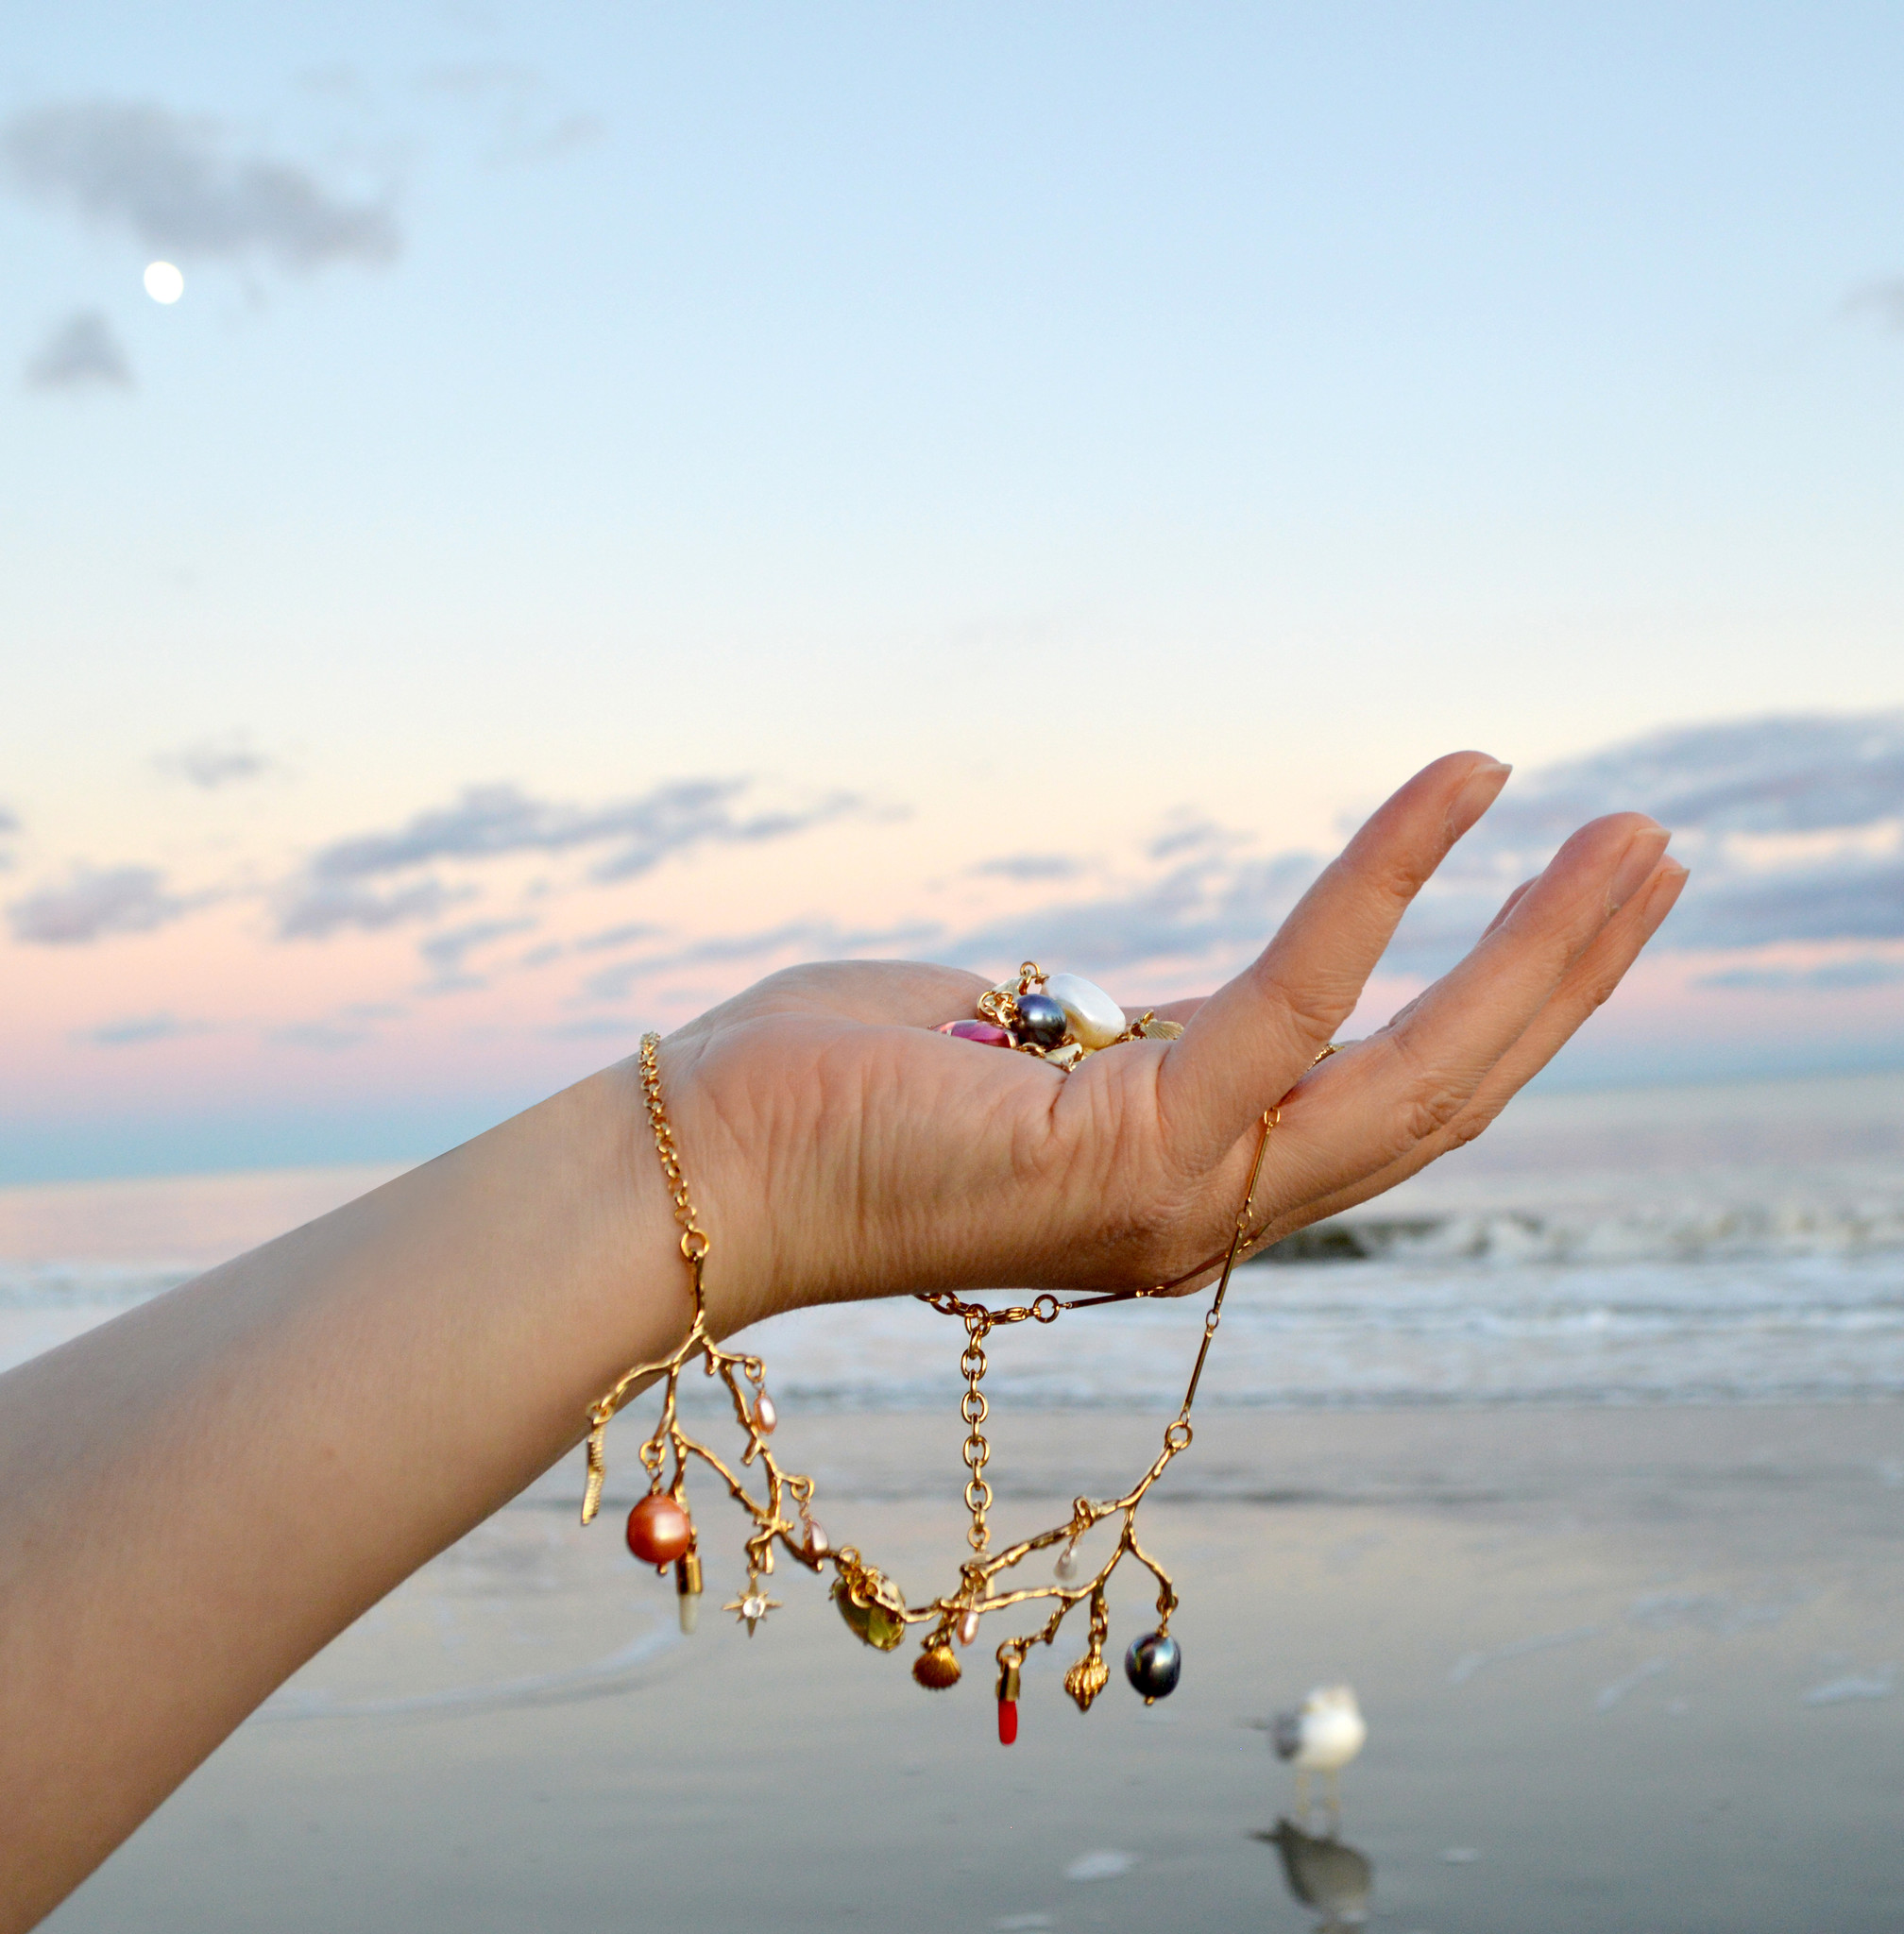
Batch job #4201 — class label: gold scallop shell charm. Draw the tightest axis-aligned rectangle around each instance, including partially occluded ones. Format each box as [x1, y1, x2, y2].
[1063, 1649, 1110, 1712]
[912, 1642, 963, 1689]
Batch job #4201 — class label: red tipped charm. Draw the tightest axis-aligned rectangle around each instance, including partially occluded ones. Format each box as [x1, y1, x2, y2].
[995, 1653, 1022, 1745]
[625, 1493, 693, 1569]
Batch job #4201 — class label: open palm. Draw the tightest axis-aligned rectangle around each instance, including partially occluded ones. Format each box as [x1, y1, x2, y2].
[656, 753, 1684, 1337]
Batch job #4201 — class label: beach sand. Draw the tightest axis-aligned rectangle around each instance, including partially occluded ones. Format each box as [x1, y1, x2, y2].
[43, 1401, 1903, 1932]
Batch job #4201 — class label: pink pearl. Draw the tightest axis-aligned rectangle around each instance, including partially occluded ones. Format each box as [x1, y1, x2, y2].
[754, 1392, 777, 1434]
[958, 1608, 981, 1647]
[935, 1019, 1012, 1046]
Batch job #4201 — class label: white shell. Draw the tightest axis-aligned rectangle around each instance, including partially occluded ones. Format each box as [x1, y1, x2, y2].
[1044, 973, 1126, 1051]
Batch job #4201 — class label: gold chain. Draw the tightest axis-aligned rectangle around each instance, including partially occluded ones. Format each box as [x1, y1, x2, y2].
[638, 1033, 710, 1270]
[580, 1012, 1318, 1731]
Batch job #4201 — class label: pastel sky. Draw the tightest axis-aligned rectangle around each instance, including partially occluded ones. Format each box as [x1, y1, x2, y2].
[4, 4, 1902, 1181]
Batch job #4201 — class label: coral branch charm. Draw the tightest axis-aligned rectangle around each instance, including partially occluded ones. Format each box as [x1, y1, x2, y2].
[580, 1009, 1295, 1749]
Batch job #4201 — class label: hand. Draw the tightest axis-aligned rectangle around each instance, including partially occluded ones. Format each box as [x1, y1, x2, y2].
[657, 752, 1687, 1335]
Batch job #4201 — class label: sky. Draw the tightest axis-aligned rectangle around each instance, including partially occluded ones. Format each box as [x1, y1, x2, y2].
[3, 3, 1903, 1182]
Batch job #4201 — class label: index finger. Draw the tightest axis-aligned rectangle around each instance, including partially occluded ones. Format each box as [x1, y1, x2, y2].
[1156, 751, 1511, 1170]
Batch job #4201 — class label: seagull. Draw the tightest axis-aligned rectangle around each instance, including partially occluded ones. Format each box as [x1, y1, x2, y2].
[1259, 1685, 1367, 1820]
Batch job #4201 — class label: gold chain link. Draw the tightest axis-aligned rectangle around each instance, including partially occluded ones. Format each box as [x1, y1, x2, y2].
[960, 1309, 994, 1551]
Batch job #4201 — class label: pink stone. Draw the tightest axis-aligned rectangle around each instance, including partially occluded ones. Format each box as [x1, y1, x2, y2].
[935, 1019, 1012, 1046]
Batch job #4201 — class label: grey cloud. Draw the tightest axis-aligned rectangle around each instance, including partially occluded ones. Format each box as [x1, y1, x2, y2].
[76, 1011, 209, 1046]
[276, 876, 468, 940]
[417, 915, 536, 988]
[1371, 711, 1904, 973]
[1666, 860, 1904, 951]
[2, 100, 399, 270]
[23, 310, 131, 392]
[1470, 713, 1904, 854]
[1148, 821, 1237, 863]
[268, 1021, 369, 1051]
[157, 739, 273, 788]
[973, 855, 1081, 883]
[577, 921, 662, 952]
[299, 779, 860, 892]
[950, 852, 1319, 979]
[8, 865, 185, 944]
[1700, 957, 1904, 993]
[1844, 281, 1904, 331]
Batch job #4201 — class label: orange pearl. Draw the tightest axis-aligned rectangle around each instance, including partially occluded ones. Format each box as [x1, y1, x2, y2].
[625, 1493, 692, 1569]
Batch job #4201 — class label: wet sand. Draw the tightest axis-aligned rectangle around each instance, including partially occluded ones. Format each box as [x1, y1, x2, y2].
[44, 1403, 1904, 1933]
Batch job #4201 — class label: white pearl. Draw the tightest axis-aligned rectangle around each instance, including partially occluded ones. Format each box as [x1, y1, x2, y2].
[1054, 1541, 1081, 1581]
[1044, 973, 1126, 1051]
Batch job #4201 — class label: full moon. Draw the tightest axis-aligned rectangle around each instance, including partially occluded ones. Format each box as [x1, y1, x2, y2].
[143, 261, 184, 304]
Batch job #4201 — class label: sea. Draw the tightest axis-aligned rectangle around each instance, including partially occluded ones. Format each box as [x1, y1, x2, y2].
[6, 1068, 1902, 1412]
[22, 1069, 1904, 1933]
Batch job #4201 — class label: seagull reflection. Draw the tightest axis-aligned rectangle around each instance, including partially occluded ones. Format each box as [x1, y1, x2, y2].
[1253, 1817, 1374, 1930]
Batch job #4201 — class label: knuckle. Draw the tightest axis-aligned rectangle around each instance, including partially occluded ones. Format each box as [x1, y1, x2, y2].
[1380, 1036, 1470, 1152]
[1253, 972, 1343, 1046]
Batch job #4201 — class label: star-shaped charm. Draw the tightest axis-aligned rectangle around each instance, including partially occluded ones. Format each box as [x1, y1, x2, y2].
[724, 1589, 781, 1636]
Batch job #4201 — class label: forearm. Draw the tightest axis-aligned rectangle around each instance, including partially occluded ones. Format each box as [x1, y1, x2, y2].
[0, 1060, 683, 1929]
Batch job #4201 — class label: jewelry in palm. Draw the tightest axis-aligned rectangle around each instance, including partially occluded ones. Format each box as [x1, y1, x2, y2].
[582, 969, 1311, 1744]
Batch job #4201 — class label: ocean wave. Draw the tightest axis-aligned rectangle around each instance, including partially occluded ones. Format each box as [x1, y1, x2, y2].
[1270, 1199, 1904, 1265]
[7, 1210, 1903, 1410]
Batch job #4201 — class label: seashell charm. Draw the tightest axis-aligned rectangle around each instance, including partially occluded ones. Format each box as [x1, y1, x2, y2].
[912, 1642, 963, 1689]
[1064, 1650, 1110, 1712]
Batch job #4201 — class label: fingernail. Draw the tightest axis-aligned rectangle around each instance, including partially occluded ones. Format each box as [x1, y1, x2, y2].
[1445, 759, 1512, 840]
[1607, 826, 1672, 912]
[1648, 857, 1691, 901]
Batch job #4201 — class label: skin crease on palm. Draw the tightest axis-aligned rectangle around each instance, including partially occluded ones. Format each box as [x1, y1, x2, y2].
[0, 751, 1687, 1932]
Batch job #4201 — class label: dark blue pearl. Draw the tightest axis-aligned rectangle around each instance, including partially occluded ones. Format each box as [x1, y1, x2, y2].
[1014, 992, 1068, 1048]
[1124, 1630, 1181, 1701]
